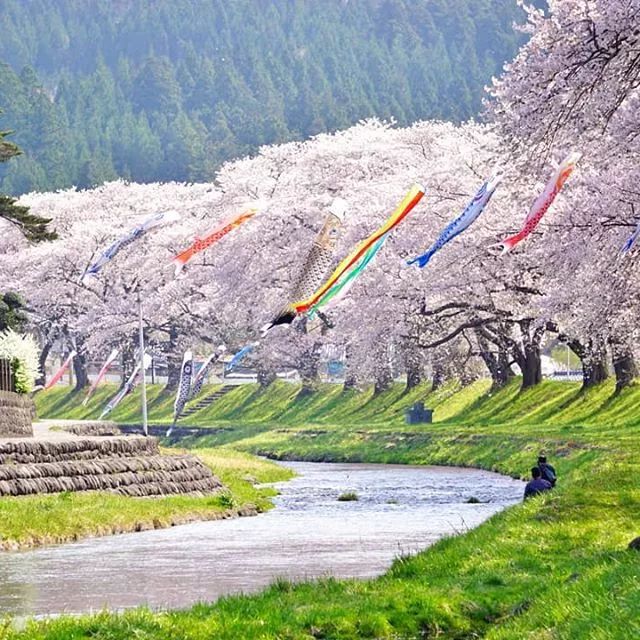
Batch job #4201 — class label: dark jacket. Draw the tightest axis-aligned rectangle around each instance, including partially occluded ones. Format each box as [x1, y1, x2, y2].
[538, 462, 557, 487]
[524, 478, 552, 499]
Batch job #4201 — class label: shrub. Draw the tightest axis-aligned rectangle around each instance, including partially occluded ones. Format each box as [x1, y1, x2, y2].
[0, 330, 40, 393]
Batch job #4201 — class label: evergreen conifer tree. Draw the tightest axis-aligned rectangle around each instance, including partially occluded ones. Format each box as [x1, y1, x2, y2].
[0, 115, 57, 242]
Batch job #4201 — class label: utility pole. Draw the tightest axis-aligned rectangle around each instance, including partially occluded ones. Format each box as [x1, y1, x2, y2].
[137, 289, 148, 436]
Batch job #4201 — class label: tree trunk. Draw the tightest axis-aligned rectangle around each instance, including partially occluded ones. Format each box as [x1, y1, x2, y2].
[580, 345, 609, 389]
[613, 353, 636, 392]
[405, 366, 422, 391]
[371, 340, 394, 395]
[510, 321, 544, 391]
[257, 367, 276, 388]
[61, 330, 89, 392]
[163, 326, 181, 391]
[610, 340, 638, 393]
[478, 346, 514, 391]
[566, 338, 609, 390]
[431, 363, 444, 392]
[120, 347, 135, 388]
[519, 345, 542, 390]
[72, 349, 89, 392]
[497, 347, 515, 388]
[403, 347, 423, 392]
[165, 358, 181, 390]
[584, 357, 609, 388]
[36, 341, 52, 388]
[342, 374, 358, 392]
[374, 372, 393, 395]
[298, 345, 320, 398]
[342, 343, 358, 392]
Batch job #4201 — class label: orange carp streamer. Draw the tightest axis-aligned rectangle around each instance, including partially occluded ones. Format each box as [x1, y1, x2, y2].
[174, 208, 257, 275]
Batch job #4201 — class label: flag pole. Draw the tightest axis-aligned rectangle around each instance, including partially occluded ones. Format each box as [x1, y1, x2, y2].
[137, 289, 148, 436]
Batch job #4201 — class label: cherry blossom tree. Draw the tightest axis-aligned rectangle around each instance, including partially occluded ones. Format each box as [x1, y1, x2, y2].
[489, 0, 640, 390]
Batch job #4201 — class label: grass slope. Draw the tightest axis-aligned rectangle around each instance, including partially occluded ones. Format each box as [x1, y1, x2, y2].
[15, 378, 640, 639]
[0, 449, 293, 550]
[36, 377, 640, 433]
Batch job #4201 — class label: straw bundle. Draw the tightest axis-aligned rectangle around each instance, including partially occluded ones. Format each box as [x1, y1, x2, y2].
[0, 391, 34, 437]
[58, 421, 122, 436]
[0, 436, 222, 497]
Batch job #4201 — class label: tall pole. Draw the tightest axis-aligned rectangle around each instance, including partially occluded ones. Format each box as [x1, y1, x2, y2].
[138, 290, 148, 436]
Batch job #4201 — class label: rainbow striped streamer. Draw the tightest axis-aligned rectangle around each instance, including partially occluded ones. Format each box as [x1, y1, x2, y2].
[293, 184, 425, 316]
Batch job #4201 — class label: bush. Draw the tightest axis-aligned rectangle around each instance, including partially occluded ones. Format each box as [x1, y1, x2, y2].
[0, 330, 39, 394]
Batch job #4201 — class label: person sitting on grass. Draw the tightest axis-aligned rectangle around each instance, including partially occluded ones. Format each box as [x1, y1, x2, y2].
[537, 454, 557, 487]
[524, 467, 552, 499]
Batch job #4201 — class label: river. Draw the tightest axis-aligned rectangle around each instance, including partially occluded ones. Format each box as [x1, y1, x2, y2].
[0, 461, 523, 616]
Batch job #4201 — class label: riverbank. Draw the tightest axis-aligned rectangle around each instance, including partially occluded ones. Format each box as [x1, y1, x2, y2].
[35, 376, 640, 436]
[0, 447, 293, 550]
[0, 461, 522, 617]
[13, 379, 640, 638]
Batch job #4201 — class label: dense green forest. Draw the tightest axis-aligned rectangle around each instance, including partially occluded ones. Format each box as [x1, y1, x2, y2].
[0, 0, 530, 195]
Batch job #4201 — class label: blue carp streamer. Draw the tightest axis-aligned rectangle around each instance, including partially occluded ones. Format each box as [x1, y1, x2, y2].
[83, 210, 180, 280]
[225, 343, 256, 374]
[621, 220, 640, 254]
[408, 172, 501, 268]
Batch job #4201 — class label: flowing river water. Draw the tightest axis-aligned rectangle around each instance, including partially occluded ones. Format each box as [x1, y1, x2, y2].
[0, 461, 523, 617]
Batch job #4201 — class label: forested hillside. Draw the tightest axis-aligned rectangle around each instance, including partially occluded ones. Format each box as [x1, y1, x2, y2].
[0, 0, 529, 194]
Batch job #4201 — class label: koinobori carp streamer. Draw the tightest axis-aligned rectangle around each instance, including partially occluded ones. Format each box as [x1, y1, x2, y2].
[167, 350, 193, 436]
[173, 208, 257, 276]
[293, 183, 425, 316]
[189, 346, 226, 400]
[44, 350, 77, 391]
[83, 210, 180, 282]
[621, 219, 640, 254]
[99, 353, 151, 419]
[408, 171, 502, 268]
[499, 153, 581, 253]
[82, 348, 119, 406]
[225, 343, 257, 373]
[264, 198, 348, 331]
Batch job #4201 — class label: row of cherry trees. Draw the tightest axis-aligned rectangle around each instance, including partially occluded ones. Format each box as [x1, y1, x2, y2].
[0, 0, 637, 396]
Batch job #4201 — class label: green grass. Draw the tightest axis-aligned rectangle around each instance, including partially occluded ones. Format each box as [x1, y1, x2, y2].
[36, 377, 640, 434]
[0, 449, 293, 550]
[13, 378, 640, 639]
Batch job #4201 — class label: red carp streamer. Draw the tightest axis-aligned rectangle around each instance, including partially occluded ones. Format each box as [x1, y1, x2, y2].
[44, 351, 77, 391]
[500, 152, 581, 253]
[82, 348, 119, 406]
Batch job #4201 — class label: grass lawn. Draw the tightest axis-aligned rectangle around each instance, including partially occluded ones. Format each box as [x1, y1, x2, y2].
[10, 378, 640, 639]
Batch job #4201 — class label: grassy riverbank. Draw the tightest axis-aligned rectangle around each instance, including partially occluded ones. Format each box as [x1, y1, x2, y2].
[0, 449, 293, 550]
[35, 376, 640, 435]
[13, 379, 640, 639]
